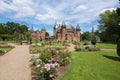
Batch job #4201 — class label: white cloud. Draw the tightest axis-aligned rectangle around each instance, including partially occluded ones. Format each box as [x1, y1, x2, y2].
[0, 0, 35, 18]
[100, 8, 116, 14]
[73, 5, 88, 13]
[0, 0, 118, 26]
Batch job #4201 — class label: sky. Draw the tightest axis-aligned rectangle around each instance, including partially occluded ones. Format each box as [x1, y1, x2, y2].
[0, 0, 119, 35]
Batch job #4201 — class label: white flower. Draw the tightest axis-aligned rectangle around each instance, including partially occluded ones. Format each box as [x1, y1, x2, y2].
[50, 63, 55, 68]
[49, 74, 54, 78]
[54, 62, 59, 67]
[37, 64, 40, 68]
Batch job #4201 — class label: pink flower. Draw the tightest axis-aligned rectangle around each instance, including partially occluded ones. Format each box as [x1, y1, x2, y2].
[44, 63, 51, 71]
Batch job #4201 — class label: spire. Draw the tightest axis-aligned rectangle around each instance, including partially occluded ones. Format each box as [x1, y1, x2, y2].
[92, 27, 94, 33]
[76, 24, 80, 31]
[61, 21, 66, 28]
[91, 27, 94, 36]
[62, 21, 65, 26]
[30, 26, 34, 32]
[54, 22, 57, 29]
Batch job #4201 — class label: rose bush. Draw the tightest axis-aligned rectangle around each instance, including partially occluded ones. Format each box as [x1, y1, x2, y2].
[29, 48, 71, 80]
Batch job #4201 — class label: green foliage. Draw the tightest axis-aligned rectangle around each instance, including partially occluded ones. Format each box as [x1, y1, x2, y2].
[116, 8, 120, 16]
[81, 31, 91, 41]
[74, 46, 81, 51]
[75, 45, 100, 52]
[0, 22, 29, 42]
[30, 45, 49, 54]
[30, 48, 71, 80]
[98, 10, 120, 43]
[59, 58, 69, 66]
[83, 41, 89, 45]
[91, 36, 97, 45]
[40, 53, 52, 63]
[0, 45, 13, 56]
[117, 38, 120, 56]
[0, 50, 5, 56]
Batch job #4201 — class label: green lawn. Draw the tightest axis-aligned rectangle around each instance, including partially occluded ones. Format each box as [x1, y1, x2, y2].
[97, 43, 116, 49]
[60, 50, 120, 80]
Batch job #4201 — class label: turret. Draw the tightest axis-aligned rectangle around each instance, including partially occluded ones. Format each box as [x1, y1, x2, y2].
[76, 24, 80, 31]
[76, 24, 80, 41]
[61, 21, 66, 41]
[61, 21, 66, 28]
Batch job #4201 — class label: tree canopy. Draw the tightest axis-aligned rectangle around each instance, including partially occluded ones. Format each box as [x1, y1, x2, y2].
[98, 9, 120, 43]
[81, 31, 91, 41]
[0, 22, 29, 41]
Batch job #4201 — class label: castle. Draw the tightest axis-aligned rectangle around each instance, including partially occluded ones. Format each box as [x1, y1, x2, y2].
[53, 22, 80, 41]
[30, 27, 46, 40]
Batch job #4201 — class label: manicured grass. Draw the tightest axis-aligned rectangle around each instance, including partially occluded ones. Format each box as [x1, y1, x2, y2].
[60, 50, 120, 80]
[97, 43, 116, 49]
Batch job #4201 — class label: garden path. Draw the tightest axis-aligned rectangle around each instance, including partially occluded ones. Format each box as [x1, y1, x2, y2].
[0, 45, 31, 80]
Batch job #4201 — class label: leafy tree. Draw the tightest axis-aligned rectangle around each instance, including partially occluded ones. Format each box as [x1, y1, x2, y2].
[81, 31, 91, 41]
[98, 10, 120, 43]
[0, 22, 28, 43]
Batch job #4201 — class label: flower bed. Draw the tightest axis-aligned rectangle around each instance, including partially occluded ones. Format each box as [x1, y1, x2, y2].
[29, 45, 49, 54]
[29, 48, 71, 80]
[0, 45, 14, 56]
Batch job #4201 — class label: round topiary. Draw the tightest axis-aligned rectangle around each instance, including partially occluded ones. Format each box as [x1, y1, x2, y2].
[91, 36, 97, 45]
[117, 38, 120, 56]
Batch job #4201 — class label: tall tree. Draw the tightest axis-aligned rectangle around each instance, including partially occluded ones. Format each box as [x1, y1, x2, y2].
[98, 10, 120, 43]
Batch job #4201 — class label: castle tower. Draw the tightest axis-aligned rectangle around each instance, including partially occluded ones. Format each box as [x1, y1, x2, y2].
[76, 24, 80, 41]
[40, 27, 46, 40]
[61, 21, 66, 41]
[53, 23, 58, 40]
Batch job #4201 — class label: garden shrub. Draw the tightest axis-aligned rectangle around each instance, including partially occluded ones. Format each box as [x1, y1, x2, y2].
[0, 50, 5, 55]
[58, 57, 69, 66]
[29, 48, 71, 80]
[83, 41, 89, 45]
[0, 45, 13, 56]
[91, 36, 97, 45]
[75, 45, 100, 52]
[39, 53, 52, 63]
[41, 42, 45, 46]
[74, 46, 81, 51]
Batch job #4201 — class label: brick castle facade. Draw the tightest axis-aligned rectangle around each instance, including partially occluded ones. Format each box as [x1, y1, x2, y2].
[53, 22, 80, 41]
[30, 27, 46, 40]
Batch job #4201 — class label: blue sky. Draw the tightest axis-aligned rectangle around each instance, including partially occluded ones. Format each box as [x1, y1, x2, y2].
[0, 0, 119, 35]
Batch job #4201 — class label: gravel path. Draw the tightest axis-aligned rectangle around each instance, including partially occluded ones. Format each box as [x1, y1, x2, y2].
[0, 45, 31, 80]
